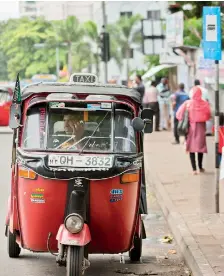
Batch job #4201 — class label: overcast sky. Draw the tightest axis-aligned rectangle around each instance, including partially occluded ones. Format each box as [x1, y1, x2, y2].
[0, 1, 19, 21]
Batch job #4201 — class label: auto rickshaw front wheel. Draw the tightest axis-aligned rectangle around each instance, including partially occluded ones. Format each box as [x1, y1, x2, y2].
[7, 229, 21, 258]
[129, 234, 142, 262]
[66, 246, 84, 276]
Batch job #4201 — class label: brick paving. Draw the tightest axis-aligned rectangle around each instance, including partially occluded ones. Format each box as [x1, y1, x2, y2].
[144, 131, 224, 276]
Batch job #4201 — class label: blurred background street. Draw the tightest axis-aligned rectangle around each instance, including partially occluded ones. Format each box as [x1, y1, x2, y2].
[1, 1, 224, 275]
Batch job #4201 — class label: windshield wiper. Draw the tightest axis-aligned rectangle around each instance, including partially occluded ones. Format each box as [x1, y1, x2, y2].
[79, 112, 109, 155]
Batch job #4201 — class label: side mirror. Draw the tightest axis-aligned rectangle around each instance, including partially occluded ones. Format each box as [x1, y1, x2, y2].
[141, 108, 154, 134]
[131, 117, 144, 132]
[9, 103, 21, 129]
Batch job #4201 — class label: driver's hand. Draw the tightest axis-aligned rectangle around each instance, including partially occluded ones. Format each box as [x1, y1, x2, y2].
[69, 121, 81, 135]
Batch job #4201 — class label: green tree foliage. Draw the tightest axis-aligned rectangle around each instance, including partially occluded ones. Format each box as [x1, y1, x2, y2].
[184, 17, 202, 46]
[144, 55, 169, 80]
[51, 16, 84, 76]
[0, 21, 9, 80]
[108, 14, 142, 80]
[174, 1, 220, 18]
[84, 20, 124, 75]
[0, 16, 94, 80]
[1, 17, 56, 79]
[72, 42, 92, 72]
[0, 14, 142, 82]
[83, 21, 99, 75]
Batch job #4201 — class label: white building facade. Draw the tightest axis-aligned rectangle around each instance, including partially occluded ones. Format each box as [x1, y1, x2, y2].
[91, 1, 169, 84]
[19, 1, 94, 22]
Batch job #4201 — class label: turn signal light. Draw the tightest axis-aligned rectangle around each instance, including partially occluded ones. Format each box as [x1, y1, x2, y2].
[19, 168, 37, 180]
[121, 172, 139, 183]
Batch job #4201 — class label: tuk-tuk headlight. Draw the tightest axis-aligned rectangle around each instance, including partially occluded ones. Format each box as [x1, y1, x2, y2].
[65, 214, 84, 234]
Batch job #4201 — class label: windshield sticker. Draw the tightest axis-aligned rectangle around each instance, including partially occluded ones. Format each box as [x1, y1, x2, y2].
[110, 189, 123, 195]
[110, 194, 123, 203]
[39, 108, 46, 147]
[101, 102, 112, 109]
[87, 104, 101, 110]
[34, 188, 44, 193]
[31, 198, 45, 204]
[49, 102, 65, 108]
[30, 193, 45, 204]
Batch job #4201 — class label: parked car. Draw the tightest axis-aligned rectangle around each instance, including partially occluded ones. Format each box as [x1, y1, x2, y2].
[0, 86, 13, 126]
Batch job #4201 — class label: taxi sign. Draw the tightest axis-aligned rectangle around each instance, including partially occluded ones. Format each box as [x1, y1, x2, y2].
[69, 73, 98, 85]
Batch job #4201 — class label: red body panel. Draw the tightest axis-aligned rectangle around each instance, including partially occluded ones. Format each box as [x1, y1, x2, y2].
[9, 167, 20, 233]
[88, 176, 139, 254]
[14, 172, 139, 253]
[5, 196, 10, 225]
[56, 224, 91, 246]
[17, 175, 67, 252]
[0, 102, 11, 126]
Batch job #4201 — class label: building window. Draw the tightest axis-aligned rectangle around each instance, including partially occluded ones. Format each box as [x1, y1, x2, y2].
[147, 10, 161, 20]
[122, 48, 134, 59]
[120, 11, 132, 18]
[25, 6, 37, 12]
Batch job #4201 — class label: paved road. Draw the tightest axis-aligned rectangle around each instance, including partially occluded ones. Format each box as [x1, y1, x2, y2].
[0, 132, 190, 276]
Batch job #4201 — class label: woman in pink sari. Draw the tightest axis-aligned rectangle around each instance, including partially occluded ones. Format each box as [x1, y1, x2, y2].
[176, 86, 211, 174]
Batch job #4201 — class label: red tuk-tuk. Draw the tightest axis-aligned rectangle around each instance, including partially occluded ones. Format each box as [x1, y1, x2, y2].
[5, 73, 154, 275]
[0, 85, 13, 126]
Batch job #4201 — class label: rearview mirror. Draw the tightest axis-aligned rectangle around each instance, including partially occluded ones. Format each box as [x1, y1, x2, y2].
[141, 108, 154, 134]
[9, 103, 21, 129]
[131, 117, 144, 132]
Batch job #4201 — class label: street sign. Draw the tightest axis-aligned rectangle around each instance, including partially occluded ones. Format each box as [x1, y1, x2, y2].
[203, 6, 222, 60]
[70, 73, 98, 84]
[166, 11, 184, 47]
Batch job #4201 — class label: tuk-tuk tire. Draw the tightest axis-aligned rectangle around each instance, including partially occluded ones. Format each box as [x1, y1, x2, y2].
[7, 229, 21, 258]
[66, 246, 84, 276]
[129, 234, 142, 262]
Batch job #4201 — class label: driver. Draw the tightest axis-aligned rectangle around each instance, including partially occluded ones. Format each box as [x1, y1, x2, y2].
[63, 114, 84, 138]
[60, 114, 85, 149]
[51, 112, 110, 151]
[52, 113, 85, 149]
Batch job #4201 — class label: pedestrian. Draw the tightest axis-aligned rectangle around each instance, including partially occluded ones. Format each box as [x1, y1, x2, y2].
[176, 86, 211, 175]
[134, 75, 145, 102]
[189, 79, 209, 102]
[189, 79, 213, 136]
[212, 112, 224, 165]
[108, 79, 117, 84]
[143, 81, 160, 131]
[157, 77, 171, 130]
[171, 83, 189, 144]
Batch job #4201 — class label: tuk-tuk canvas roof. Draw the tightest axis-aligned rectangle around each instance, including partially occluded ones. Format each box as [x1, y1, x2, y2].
[21, 82, 141, 103]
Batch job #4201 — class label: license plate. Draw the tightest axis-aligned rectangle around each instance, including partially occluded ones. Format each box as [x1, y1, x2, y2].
[48, 155, 113, 168]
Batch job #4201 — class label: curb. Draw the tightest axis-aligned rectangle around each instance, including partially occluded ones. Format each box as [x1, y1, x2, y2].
[0, 127, 13, 134]
[146, 165, 216, 276]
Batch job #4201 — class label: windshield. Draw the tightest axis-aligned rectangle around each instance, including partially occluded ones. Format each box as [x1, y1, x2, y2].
[22, 103, 137, 153]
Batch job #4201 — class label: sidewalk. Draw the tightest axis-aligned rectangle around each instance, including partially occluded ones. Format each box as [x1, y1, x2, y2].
[144, 131, 224, 276]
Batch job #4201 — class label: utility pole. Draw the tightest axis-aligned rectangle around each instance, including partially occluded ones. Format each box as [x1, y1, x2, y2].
[215, 59, 220, 212]
[102, 1, 108, 83]
[203, 6, 222, 213]
[56, 46, 60, 79]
